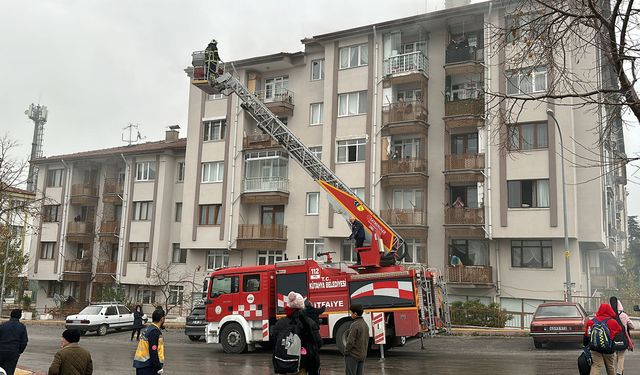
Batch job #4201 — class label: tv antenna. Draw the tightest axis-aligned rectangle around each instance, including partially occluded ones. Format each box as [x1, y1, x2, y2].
[122, 123, 146, 146]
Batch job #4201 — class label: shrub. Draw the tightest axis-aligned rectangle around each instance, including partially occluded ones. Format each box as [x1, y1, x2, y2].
[450, 299, 513, 328]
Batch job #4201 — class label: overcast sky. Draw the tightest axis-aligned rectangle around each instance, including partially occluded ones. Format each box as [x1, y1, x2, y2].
[0, 0, 638, 215]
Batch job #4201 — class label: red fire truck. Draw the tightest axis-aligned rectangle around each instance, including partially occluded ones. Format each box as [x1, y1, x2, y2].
[190, 42, 450, 354]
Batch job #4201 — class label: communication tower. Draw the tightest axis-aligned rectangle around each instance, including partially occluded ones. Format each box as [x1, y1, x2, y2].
[24, 103, 48, 191]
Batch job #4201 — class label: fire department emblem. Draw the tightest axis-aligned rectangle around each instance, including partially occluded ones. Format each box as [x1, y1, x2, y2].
[247, 294, 255, 303]
[215, 305, 222, 314]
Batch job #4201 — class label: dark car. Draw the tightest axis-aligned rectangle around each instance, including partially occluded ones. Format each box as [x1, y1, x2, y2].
[185, 306, 206, 341]
[530, 302, 588, 348]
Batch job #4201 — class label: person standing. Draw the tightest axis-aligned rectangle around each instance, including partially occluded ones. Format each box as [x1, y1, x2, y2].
[344, 304, 368, 375]
[133, 309, 165, 375]
[348, 218, 366, 264]
[131, 305, 145, 341]
[47, 329, 93, 375]
[0, 309, 28, 375]
[610, 296, 634, 375]
[583, 303, 622, 375]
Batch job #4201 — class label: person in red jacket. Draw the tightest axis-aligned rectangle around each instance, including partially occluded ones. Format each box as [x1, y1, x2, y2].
[583, 303, 622, 375]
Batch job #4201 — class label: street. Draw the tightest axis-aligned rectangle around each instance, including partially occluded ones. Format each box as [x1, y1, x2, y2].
[15, 325, 639, 374]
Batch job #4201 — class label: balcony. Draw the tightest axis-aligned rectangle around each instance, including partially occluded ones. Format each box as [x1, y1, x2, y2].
[67, 221, 95, 242]
[444, 207, 484, 225]
[243, 133, 279, 151]
[254, 88, 295, 117]
[383, 52, 429, 82]
[98, 221, 120, 242]
[63, 259, 92, 281]
[381, 100, 429, 136]
[236, 224, 287, 251]
[445, 154, 484, 171]
[446, 265, 493, 286]
[70, 184, 99, 206]
[103, 178, 124, 203]
[240, 177, 289, 205]
[380, 158, 428, 187]
[381, 209, 425, 225]
[444, 98, 485, 130]
[445, 46, 484, 66]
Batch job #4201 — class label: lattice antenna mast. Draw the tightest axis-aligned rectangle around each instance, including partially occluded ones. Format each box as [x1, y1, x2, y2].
[24, 103, 48, 191]
[122, 123, 145, 146]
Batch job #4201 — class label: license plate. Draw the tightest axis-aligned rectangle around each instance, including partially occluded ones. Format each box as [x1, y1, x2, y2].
[192, 320, 202, 324]
[546, 326, 568, 331]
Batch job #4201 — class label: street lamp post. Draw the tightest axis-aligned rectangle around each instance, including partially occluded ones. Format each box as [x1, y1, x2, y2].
[547, 109, 572, 302]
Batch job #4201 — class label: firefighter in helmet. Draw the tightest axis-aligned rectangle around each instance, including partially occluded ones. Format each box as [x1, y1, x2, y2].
[205, 38, 222, 78]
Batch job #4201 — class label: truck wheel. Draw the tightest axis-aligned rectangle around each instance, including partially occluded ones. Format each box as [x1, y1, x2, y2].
[97, 324, 108, 336]
[220, 323, 247, 354]
[335, 321, 353, 355]
[533, 339, 542, 349]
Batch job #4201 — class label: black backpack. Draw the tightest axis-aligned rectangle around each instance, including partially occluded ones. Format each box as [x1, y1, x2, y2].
[273, 316, 303, 374]
[612, 315, 629, 351]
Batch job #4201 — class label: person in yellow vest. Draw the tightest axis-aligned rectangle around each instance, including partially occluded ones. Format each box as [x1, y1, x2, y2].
[133, 309, 165, 374]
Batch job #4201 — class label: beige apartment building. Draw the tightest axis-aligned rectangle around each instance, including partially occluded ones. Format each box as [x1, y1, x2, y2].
[182, 0, 628, 319]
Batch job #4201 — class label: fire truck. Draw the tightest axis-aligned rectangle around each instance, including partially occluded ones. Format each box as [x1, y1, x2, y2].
[189, 42, 451, 354]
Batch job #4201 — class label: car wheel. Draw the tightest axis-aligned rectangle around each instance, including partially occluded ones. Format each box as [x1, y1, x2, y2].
[335, 320, 353, 355]
[220, 323, 247, 354]
[97, 324, 108, 336]
[79, 330, 87, 336]
[188, 335, 201, 341]
[533, 340, 543, 349]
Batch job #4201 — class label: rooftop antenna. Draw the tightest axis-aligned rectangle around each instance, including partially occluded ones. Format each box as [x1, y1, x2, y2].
[122, 123, 146, 146]
[24, 103, 48, 191]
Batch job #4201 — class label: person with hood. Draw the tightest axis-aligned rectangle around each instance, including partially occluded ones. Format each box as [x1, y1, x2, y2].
[583, 303, 622, 375]
[610, 296, 635, 375]
[304, 299, 326, 326]
[131, 305, 145, 341]
[272, 292, 322, 375]
[0, 309, 28, 375]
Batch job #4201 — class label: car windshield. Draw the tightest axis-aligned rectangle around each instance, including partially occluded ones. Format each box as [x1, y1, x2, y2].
[536, 305, 581, 318]
[78, 306, 103, 315]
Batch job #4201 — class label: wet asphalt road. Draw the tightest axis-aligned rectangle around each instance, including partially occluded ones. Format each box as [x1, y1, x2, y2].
[15, 325, 639, 374]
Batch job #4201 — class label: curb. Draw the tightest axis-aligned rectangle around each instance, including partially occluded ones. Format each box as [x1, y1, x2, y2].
[5, 319, 187, 329]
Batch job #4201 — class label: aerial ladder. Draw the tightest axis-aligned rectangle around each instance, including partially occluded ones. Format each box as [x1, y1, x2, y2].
[191, 45, 411, 267]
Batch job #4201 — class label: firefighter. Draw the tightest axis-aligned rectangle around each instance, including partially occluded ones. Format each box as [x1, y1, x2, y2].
[205, 39, 222, 78]
[348, 218, 366, 264]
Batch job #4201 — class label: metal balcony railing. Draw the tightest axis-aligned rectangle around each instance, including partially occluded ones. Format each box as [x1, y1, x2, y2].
[446, 265, 493, 284]
[237, 224, 287, 240]
[384, 51, 429, 76]
[242, 177, 289, 193]
[381, 158, 427, 175]
[445, 154, 485, 171]
[445, 207, 484, 225]
[254, 88, 295, 105]
[382, 100, 428, 124]
[381, 209, 426, 225]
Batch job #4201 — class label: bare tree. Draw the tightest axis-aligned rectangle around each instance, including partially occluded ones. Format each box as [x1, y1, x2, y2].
[146, 262, 195, 316]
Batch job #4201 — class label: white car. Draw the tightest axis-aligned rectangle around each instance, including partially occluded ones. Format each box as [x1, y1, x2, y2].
[65, 303, 138, 336]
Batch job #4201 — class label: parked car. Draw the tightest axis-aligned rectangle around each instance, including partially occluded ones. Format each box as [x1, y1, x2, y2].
[185, 306, 206, 341]
[530, 302, 589, 348]
[65, 303, 137, 336]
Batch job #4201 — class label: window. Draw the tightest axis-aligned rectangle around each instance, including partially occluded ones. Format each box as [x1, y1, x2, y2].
[391, 137, 422, 159]
[341, 240, 356, 263]
[210, 276, 239, 298]
[47, 281, 63, 298]
[506, 67, 547, 95]
[510, 122, 548, 150]
[117, 305, 131, 315]
[451, 133, 478, 155]
[135, 162, 156, 181]
[404, 239, 423, 263]
[257, 250, 283, 265]
[43, 205, 60, 222]
[137, 289, 156, 304]
[265, 76, 289, 102]
[40, 242, 55, 259]
[508, 179, 550, 208]
[207, 93, 225, 100]
[306, 192, 319, 215]
[339, 44, 368, 69]
[393, 189, 423, 210]
[397, 89, 423, 102]
[105, 306, 118, 316]
[207, 249, 229, 270]
[129, 242, 149, 262]
[311, 59, 325, 80]
[309, 146, 322, 160]
[177, 162, 185, 182]
[449, 239, 489, 266]
[199, 204, 222, 225]
[175, 202, 182, 222]
[449, 185, 478, 208]
[168, 285, 184, 305]
[47, 169, 64, 187]
[172, 243, 186, 263]
[261, 205, 285, 225]
[338, 91, 367, 116]
[201, 161, 224, 183]
[203, 119, 226, 141]
[511, 240, 553, 268]
[243, 275, 261, 292]
[305, 239, 324, 259]
[506, 13, 544, 43]
[353, 188, 365, 201]
[337, 139, 366, 163]
[133, 201, 153, 221]
[310, 103, 324, 125]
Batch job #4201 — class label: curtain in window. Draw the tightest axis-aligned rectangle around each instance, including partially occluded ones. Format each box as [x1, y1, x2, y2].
[519, 74, 532, 94]
[522, 246, 542, 267]
[536, 179, 550, 207]
[537, 123, 548, 147]
[360, 46, 368, 65]
[508, 181, 521, 208]
[340, 48, 349, 69]
[521, 124, 535, 149]
[468, 240, 489, 266]
[350, 47, 359, 67]
[348, 93, 358, 115]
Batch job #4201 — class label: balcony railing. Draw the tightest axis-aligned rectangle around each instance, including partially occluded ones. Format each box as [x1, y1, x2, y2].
[254, 88, 295, 105]
[67, 221, 95, 235]
[99, 221, 120, 235]
[447, 265, 493, 284]
[384, 52, 429, 76]
[382, 100, 428, 124]
[242, 177, 289, 193]
[445, 154, 485, 171]
[444, 97, 484, 117]
[381, 158, 427, 175]
[96, 260, 117, 274]
[381, 209, 426, 225]
[64, 259, 91, 273]
[445, 207, 484, 225]
[71, 183, 98, 197]
[237, 224, 287, 240]
[445, 46, 484, 64]
[243, 134, 279, 150]
[103, 178, 124, 195]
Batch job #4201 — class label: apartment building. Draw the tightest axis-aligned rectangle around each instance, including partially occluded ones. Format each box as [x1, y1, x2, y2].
[27, 131, 188, 311]
[182, 0, 628, 319]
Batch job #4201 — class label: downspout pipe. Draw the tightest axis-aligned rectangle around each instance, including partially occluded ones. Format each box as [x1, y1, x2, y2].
[118, 153, 130, 284]
[371, 25, 378, 211]
[227, 97, 241, 253]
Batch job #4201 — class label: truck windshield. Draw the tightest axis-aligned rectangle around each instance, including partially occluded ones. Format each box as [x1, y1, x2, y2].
[210, 275, 238, 298]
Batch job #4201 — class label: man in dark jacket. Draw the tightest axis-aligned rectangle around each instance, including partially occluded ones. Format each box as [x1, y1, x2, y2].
[133, 309, 165, 374]
[583, 303, 622, 375]
[304, 299, 326, 326]
[0, 309, 28, 375]
[48, 329, 93, 375]
[348, 218, 366, 264]
[344, 304, 369, 375]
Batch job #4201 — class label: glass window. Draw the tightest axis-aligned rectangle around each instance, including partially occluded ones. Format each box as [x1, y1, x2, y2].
[309, 146, 322, 160]
[168, 285, 184, 305]
[535, 305, 581, 318]
[135, 162, 156, 181]
[136, 289, 156, 304]
[43, 205, 60, 222]
[172, 243, 186, 263]
[257, 250, 283, 265]
[338, 91, 367, 116]
[118, 305, 131, 314]
[393, 189, 423, 210]
[40, 242, 55, 259]
[210, 276, 239, 298]
[203, 119, 226, 141]
[448, 239, 489, 266]
[337, 139, 366, 163]
[133, 201, 153, 221]
[339, 44, 368, 69]
[353, 188, 365, 201]
[305, 239, 324, 260]
[341, 240, 356, 263]
[207, 93, 225, 100]
[47, 169, 64, 187]
[311, 59, 325, 80]
[264, 76, 289, 102]
[511, 239, 553, 268]
[507, 179, 550, 208]
[306, 192, 319, 215]
[199, 204, 222, 225]
[202, 161, 224, 183]
[506, 67, 547, 94]
[403, 238, 423, 263]
[510, 122, 548, 150]
[310, 103, 324, 125]
[177, 162, 185, 182]
[105, 306, 118, 316]
[175, 202, 182, 222]
[243, 275, 261, 292]
[207, 250, 229, 270]
[129, 242, 149, 262]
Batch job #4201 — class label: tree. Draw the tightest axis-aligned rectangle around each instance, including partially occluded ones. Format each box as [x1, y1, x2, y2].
[146, 263, 195, 315]
[0, 224, 29, 299]
[0, 134, 40, 228]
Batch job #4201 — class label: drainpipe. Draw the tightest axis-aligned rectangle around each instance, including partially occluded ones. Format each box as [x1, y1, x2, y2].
[59, 160, 72, 281]
[371, 25, 379, 211]
[227, 98, 241, 252]
[118, 153, 130, 284]
[485, 1, 493, 242]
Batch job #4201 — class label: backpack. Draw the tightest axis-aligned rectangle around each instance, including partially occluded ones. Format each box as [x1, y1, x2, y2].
[273, 316, 303, 374]
[612, 315, 629, 351]
[589, 318, 614, 353]
[577, 346, 592, 375]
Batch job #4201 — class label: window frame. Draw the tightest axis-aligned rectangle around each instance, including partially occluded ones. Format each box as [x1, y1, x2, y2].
[47, 169, 64, 187]
[203, 119, 226, 141]
[175, 202, 182, 222]
[257, 250, 283, 265]
[309, 146, 322, 160]
[309, 102, 324, 125]
[177, 162, 185, 182]
[337, 138, 366, 163]
[509, 122, 548, 150]
[339, 44, 368, 69]
[40, 242, 55, 260]
[135, 162, 156, 182]
[338, 91, 368, 117]
[306, 192, 320, 215]
[133, 201, 153, 221]
[171, 243, 187, 264]
[199, 204, 223, 225]
[43, 205, 60, 222]
[129, 242, 149, 262]
[305, 238, 325, 260]
[201, 161, 224, 183]
[206, 249, 229, 270]
[136, 289, 156, 304]
[511, 239, 553, 269]
[507, 179, 550, 208]
[311, 59, 325, 80]
[506, 66, 548, 95]
[168, 285, 184, 305]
